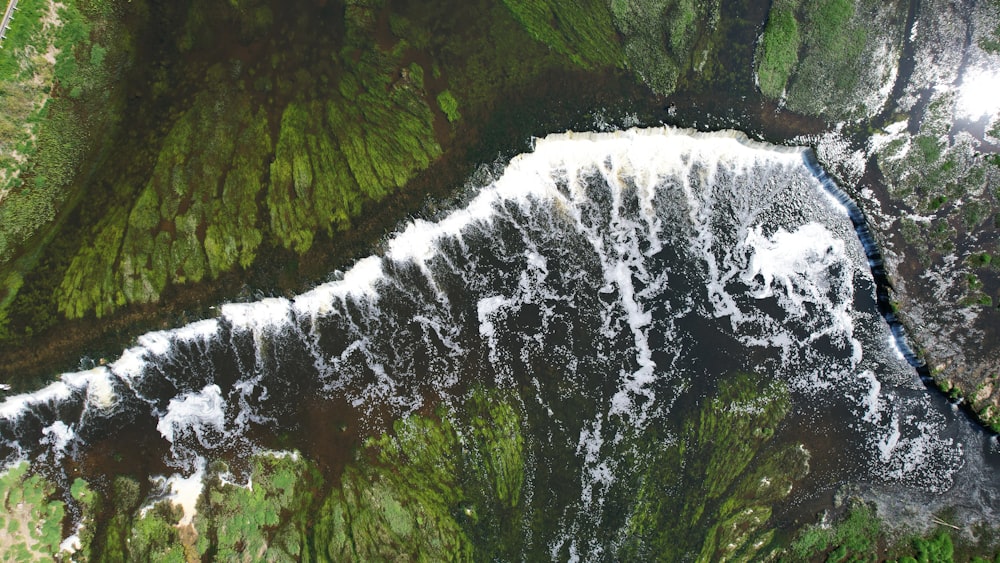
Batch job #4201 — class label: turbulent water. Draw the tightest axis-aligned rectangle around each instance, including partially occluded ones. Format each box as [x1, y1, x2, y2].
[1, 127, 998, 550]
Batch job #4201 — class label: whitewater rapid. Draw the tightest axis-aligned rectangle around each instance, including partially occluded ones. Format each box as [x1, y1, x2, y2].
[0, 127, 995, 543]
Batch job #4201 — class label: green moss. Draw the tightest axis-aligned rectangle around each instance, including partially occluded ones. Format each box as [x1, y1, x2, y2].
[314, 415, 473, 562]
[619, 373, 809, 561]
[55, 206, 128, 319]
[128, 502, 187, 562]
[0, 462, 67, 559]
[773, 0, 906, 120]
[437, 90, 462, 123]
[501, 0, 624, 70]
[312, 389, 527, 562]
[54, 82, 271, 317]
[785, 500, 881, 560]
[610, 0, 711, 95]
[916, 135, 943, 163]
[757, 1, 801, 98]
[195, 453, 321, 560]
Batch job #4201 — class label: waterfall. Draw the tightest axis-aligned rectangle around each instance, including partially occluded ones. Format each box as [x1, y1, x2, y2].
[0, 127, 995, 552]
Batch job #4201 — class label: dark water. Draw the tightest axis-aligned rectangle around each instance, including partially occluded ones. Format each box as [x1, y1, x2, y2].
[1, 127, 998, 551]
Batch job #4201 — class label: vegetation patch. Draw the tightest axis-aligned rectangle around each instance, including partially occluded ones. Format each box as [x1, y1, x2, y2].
[610, 0, 720, 95]
[756, 0, 801, 99]
[501, 0, 624, 70]
[0, 462, 67, 560]
[619, 373, 810, 561]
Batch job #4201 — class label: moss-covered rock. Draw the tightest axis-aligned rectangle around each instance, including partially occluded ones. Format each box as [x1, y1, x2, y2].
[757, 0, 907, 120]
[756, 0, 801, 99]
[0, 462, 67, 560]
[619, 373, 809, 561]
[501, 0, 625, 70]
[194, 454, 321, 561]
[611, 0, 720, 95]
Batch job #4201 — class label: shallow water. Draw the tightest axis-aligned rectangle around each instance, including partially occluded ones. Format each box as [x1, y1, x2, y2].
[1, 127, 998, 551]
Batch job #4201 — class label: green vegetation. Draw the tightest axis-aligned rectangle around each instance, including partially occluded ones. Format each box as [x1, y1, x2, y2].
[314, 416, 475, 562]
[787, 502, 1000, 562]
[0, 462, 67, 560]
[785, 500, 881, 560]
[501, 0, 624, 70]
[757, 0, 906, 119]
[268, 37, 441, 254]
[756, 0, 801, 98]
[875, 92, 1000, 284]
[313, 390, 525, 562]
[619, 373, 809, 561]
[197, 455, 321, 560]
[437, 90, 462, 123]
[0, 0, 126, 262]
[37, 0, 448, 319]
[129, 502, 189, 562]
[786, 0, 866, 117]
[611, 0, 720, 94]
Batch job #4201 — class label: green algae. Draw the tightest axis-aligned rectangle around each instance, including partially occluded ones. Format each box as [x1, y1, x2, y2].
[500, 0, 624, 70]
[91, 475, 143, 562]
[45, 0, 444, 318]
[128, 502, 188, 562]
[55, 84, 270, 317]
[619, 373, 809, 561]
[785, 500, 881, 561]
[7, 383, 1000, 561]
[437, 90, 462, 123]
[312, 389, 526, 562]
[784, 502, 1000, 562]
[55, 206, 129, 319]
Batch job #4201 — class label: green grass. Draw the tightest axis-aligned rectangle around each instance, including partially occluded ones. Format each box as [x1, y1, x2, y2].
[0, 0, 117, 265]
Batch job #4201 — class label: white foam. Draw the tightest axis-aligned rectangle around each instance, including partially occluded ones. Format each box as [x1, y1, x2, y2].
[175, 319, 219, 342]
[59, 533, 82, 554]
[109, 345, 150, 384]
[144, 459, 206, 527]
[292, 256, 385, 319]
[742, 223, 846, 308]
[137, 331, 173, 357]
[156, 384, 226, 445]
[0, 380, 74, 420]
[222, 298, 292, 332]
[40, 421, 75, 455]
[857, 370, 882, 423]
[61, 367, 117, 411]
